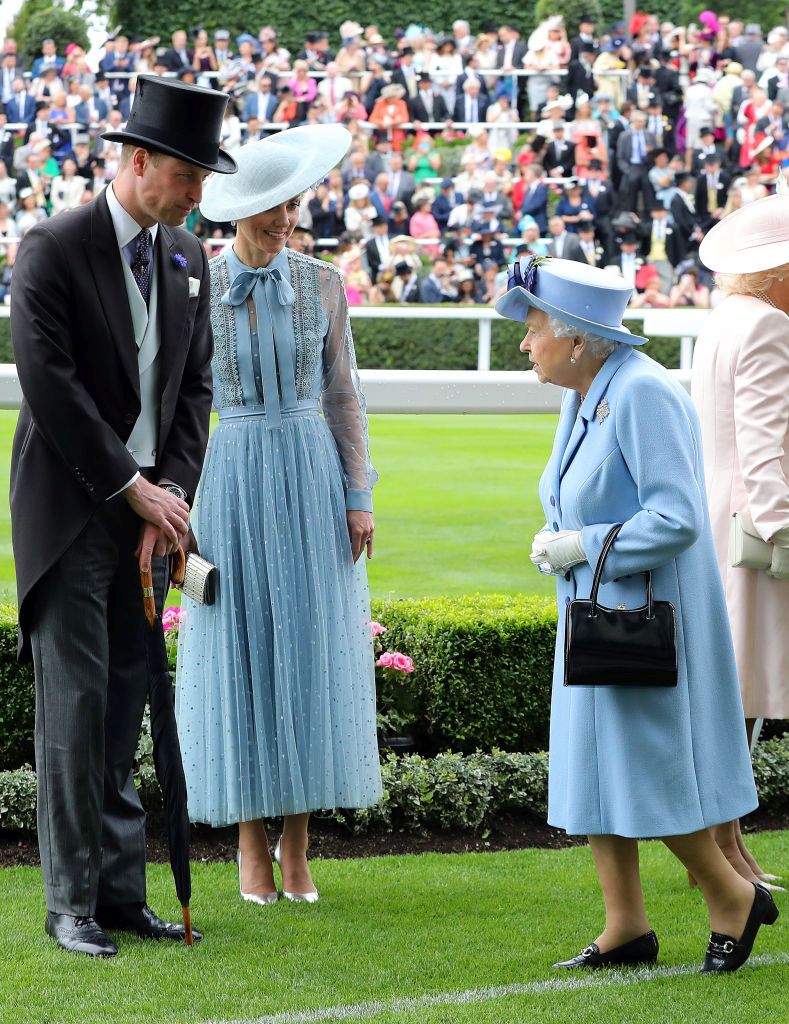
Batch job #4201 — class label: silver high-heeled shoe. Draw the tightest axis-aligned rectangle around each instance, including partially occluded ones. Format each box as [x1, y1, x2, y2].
[274, 840, 319, 903]
[236, 849, 279, 906]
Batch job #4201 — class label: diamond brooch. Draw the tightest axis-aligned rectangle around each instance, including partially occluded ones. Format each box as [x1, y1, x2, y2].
[595, 398, 610, 424]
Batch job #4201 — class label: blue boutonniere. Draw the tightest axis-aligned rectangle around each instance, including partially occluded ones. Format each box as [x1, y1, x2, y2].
[172, 252, 187, 269]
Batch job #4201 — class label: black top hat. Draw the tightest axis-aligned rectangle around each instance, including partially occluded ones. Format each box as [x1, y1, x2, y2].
[101, 76, 237, 174]
[579, 12, 597, 22]
[579, 41, 597, 54]
[699, 125, 715, 136]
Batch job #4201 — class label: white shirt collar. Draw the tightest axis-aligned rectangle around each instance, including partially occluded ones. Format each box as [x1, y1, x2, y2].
[106, 181, 159, 252]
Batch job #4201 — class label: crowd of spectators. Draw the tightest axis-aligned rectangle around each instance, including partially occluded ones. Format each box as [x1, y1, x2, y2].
[1, 13, 789, 307]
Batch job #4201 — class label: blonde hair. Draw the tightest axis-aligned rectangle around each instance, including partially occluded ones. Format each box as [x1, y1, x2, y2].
[716, 262, 789, 297]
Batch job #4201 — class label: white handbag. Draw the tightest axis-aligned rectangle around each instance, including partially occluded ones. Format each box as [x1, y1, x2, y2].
[729, 511, 772, 570]
[171, 546, 218, 605]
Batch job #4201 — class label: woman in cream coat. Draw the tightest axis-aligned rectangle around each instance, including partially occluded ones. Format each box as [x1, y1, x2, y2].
[692, 184, 789, 887]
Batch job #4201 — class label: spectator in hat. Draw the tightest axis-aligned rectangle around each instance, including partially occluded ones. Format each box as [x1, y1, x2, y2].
[486, 92, 519, 150]
[645, 96, 674, 153]
[519, 163, 549, 233]
[576, 219, 602, 266]
[370, 84, 410, 149]
[160, 29, 193, 72]
[391, 47, 420, 102]
[213, 30, 234, 71]
[524, 17, 571, 115]
[336, 91, 368, 124]
[287, 60, 318, 119]
[365, 214, 391, 282]
[669, 172, 703, 265]
[570, 14, 598, 61]
[647, 147, 677, 208]
[336, 33, 367, 78]
[695, 151, 731, 229]
[191, 28, 218, 85]
[607, 229, 643, 286]
[556, 179, 595, 231]
[626, 66, 655, 109]
[409, 73, 448, 124]
[669, 264, 710, 307]
[544, 122, 576, 177]
[297, 31, 334, 70]
[31, 39, 65, 79]
[308, 181, 344, 237]
[470, 218, 505, 271]
[15, 186, 47, 235]
[432, 177, 458, 233]
[691, 124, 726, 172]
[49, 157, 87, 215]
[683, 68, 721, 162]
[574, 120, 608, 173]
[547, 213, 585, 261]
[391, 260, 422, 302]
[566, 42, 598, 117]
[734, 24, 764, 74]
[345, 181, 376, 238]
[258, 27, 291, 74]
[318, 62, 353, 111]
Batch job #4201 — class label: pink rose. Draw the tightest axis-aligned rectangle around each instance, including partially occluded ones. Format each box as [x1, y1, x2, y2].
[369, 620, 388, 637]
[376, 652, 395, 668]
[391, 652, 414, 673]
[162, 606, 183, 632]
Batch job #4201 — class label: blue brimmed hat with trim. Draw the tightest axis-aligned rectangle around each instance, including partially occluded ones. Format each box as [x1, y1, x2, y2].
[494, 255, 647, 345]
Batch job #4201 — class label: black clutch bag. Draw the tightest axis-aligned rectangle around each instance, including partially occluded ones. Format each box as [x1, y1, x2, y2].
[564, 524, 678, 687]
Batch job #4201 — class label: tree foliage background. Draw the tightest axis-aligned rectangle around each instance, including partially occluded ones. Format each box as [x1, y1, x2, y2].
[11, 0, 91, 63]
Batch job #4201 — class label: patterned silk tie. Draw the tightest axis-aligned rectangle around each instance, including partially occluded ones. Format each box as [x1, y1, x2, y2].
[131, 228, 152, 305]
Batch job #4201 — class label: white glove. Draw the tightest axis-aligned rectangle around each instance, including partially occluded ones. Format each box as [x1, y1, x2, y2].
[530, 528, 586, 575]
[768, 526, 789, 580]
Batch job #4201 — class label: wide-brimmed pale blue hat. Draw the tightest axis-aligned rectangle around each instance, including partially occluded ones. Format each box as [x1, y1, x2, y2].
[495, 255, 647, 345]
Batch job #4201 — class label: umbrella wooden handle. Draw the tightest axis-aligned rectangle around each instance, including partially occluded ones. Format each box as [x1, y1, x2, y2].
[141, 566, 156, 627]
[171, 545, 186, 588]
[182, 905, 194, 946]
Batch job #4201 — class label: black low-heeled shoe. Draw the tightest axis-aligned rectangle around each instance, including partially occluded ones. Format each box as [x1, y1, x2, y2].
[553, 930, 659, 969]
[701, 882, 779, 974]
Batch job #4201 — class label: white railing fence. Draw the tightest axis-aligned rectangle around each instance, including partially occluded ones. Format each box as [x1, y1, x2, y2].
[0, 303, 706, 372]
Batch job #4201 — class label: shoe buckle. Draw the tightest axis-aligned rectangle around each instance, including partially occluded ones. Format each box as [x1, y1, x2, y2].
[581, 946, 596, 958]
[708, 937, 735, 955]
[722, 940, 735, 954]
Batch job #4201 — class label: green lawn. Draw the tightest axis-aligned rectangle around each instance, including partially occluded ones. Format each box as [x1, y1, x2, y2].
[0, 411, 557, 602]
[1, 835, 786, 1024]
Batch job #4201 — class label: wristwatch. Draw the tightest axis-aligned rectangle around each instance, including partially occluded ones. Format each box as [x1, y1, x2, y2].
[159, 483, 187, 502]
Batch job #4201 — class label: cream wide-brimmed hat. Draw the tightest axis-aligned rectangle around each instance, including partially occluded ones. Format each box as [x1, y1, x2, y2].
[700, 174, 789, 274]
[200, 125, 351, 222]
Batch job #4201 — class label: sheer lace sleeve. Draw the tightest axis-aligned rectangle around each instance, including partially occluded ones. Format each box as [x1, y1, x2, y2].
[319, 263, 378, 512]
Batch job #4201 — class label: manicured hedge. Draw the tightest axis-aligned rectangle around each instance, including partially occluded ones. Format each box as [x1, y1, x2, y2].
[3, 737, 789, 834]
[372, 594, 557, 753]
[0, 608, 35, 771]
[0, 316, 681, 372]
[0, 595, 560, 768]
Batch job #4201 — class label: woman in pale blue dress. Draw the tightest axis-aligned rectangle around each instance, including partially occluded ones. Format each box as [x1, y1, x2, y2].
[177, 126, 382, 904]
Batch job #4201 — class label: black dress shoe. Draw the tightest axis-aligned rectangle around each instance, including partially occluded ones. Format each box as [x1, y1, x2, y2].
[553, 930, 659, 969]
[45, 913, 118, 957]
[96, 902, 203, 943]
[701, 882, 779, 974]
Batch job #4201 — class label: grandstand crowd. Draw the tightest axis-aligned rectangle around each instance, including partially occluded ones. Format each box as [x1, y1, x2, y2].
[1, 13, 789, 306]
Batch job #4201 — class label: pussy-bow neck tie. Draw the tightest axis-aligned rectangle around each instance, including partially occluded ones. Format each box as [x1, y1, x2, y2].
[221, 266, 295, 308]
[221, 265, 297, 429]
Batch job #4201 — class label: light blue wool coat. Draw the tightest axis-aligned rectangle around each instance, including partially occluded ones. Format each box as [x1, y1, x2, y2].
[541, 344, 758, 838]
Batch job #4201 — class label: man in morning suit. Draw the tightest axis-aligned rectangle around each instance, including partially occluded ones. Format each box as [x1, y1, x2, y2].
[10, 76, 237, 958]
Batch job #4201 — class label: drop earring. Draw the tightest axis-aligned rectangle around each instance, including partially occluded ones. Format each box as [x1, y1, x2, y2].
[570, 356, 577, 364]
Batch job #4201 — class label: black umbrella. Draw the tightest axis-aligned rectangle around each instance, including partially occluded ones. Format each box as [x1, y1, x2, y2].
[141, 553, 193, 945]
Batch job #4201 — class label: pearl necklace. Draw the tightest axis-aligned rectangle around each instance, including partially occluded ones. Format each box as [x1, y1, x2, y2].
[755, 289, 778, 309]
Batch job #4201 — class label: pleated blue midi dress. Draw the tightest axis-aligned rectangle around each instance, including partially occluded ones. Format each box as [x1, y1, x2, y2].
[176, 246, 383, 826]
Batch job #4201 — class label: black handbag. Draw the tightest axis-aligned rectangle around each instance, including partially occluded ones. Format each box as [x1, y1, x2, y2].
[564, 524, 678, 687]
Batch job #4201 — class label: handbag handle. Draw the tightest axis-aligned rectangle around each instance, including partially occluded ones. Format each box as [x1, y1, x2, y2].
[588, 524, 655, 620]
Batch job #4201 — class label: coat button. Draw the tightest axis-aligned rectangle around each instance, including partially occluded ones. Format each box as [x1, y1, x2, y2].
[565, 572, 571, 581]
[124, 413, 135, 425]
[550, 496, 556, 506]
[552, 521, 559, 530]
[565, 596, 571, 605]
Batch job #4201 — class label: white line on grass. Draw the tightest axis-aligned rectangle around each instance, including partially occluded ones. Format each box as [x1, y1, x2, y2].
[200, 953, 789, 1024]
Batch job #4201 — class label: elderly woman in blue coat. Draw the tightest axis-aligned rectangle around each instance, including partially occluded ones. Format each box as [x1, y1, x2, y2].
[495, 256, 779, 974]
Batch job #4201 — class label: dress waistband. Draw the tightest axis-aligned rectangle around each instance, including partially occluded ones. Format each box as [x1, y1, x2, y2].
[218, 400, 321, 423]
